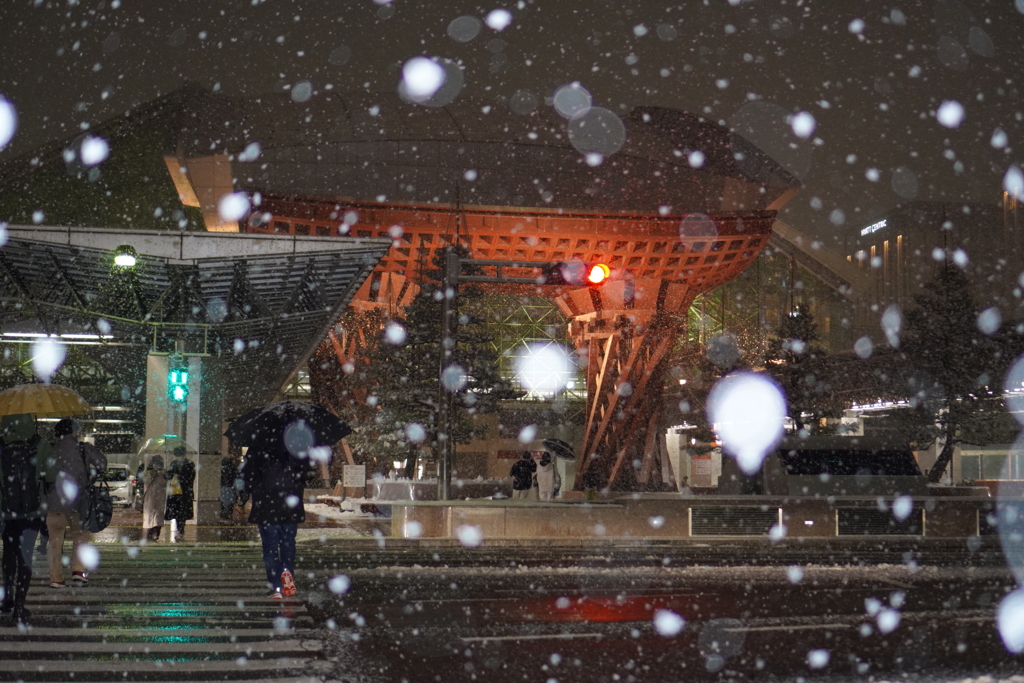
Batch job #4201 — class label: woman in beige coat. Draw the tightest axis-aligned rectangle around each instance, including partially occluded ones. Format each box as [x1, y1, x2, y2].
[142, 455, 168, 541]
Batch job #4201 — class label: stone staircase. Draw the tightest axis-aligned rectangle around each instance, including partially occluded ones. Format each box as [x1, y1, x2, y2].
[0, 543, 331, 682]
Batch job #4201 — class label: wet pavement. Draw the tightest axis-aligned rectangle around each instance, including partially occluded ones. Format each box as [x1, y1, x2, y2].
[3, 534, 1022, 682]
[1, 543, 325, 682]
[310, 557, 1024, 683]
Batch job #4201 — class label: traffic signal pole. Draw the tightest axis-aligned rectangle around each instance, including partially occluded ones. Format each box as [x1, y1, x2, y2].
[435, 248, 610, 501]
[438, 247, 460, 503]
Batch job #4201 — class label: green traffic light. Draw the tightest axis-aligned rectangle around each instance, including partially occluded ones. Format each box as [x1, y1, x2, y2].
[171, 385, 187, 402]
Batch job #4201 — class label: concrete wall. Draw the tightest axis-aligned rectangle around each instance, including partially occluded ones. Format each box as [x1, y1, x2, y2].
[390, 494, 995, 541]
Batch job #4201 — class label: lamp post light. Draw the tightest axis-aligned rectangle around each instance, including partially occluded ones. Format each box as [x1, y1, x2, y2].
[113, 244, 137, 268]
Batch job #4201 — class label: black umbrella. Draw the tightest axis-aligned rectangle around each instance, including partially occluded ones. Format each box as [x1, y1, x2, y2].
[224, 401, 352, 454]
[543, 438, 577, 461]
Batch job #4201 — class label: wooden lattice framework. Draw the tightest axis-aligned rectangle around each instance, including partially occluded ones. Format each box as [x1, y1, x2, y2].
[257, 196, 776, 490]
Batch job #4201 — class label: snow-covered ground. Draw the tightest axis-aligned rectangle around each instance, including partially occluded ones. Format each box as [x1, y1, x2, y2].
[306, 500, 381, 522]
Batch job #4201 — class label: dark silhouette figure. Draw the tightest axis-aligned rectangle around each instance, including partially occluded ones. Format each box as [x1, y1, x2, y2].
[165, 447, 195, 542]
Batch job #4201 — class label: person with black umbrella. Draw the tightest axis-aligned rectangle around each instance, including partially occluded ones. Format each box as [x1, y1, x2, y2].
[241, 438, 314, 599]
[227, 401, 351, 600]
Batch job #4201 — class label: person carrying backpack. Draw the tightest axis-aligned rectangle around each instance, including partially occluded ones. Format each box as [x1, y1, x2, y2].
[509, 451, 536, 499]
[0, 413, 51, 625]
[219, 457, 240, 519]
[42, 419, 105, 588]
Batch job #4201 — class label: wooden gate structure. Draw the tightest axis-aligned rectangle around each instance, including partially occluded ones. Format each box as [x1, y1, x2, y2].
[255, 196, 778, 490]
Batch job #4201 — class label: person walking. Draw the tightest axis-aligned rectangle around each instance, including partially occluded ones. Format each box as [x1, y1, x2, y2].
[510, 451, 536, 500]
[43, 419, 106, 588]
[142, 455, 169, 542]
[165, 447, 195, 542]
[0, 414, 49, 624]
[241, 443, 314, 599]
[680, 476, 693, 496]
[132, 461, 145, 511]
[219, 457, 240, 520]
[535, 452, 559, 501]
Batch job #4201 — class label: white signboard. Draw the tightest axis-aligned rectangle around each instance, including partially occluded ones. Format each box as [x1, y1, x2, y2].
[860, 219, 887, 236]
[342, 465, 366, 488]
[690, 455, 714, 488]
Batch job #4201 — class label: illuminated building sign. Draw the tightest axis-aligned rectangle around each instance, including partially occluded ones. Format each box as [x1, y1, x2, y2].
[860, 219, 887, 236]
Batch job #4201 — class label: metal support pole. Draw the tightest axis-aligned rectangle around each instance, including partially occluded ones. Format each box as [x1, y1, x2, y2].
[438, 247, 460, 501]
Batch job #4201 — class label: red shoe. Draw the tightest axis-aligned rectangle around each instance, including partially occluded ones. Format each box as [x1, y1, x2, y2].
[280, 570, 297, 597]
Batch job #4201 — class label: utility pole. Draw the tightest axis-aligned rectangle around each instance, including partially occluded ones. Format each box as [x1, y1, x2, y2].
[437, 246, 460, 502]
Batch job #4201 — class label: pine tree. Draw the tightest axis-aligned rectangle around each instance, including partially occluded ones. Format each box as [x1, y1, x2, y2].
[763, 304, 834, 432]
[314, 283, 519, 479]
[898, 264, 1014, 483]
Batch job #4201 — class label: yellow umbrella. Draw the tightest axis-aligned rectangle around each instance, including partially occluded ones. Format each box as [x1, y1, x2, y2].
[0, 384, 92, 418]
[138, 435, 196, 457]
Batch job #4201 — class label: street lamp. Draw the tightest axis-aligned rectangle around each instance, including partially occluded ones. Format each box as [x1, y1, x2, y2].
[113, 244, 137, 268]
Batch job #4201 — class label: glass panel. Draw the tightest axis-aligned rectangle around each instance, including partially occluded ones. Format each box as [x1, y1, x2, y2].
[960, 455, 980, 481]
[982, 454, 1008, 480]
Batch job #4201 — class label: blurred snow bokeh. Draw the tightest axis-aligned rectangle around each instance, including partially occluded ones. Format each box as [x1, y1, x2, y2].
[652, 609, 685, 636]
[807, 649, 830, 669]
[456, 524, 483, 548]
[405, 422, 426, 444]
[0, 96, 15, 151]
[79, 136, 109, 166]
[384, 322, 407, 346]
[936, 100, 965, 128]
[789, 111, 816, 139]
[31, 338, 66, 383]
[77, 543, 100, 572]
[706, 371, 786, 474]
[513, 342, 574, 395]
[217, 192, 250, 223]
[327, 575, 351, 595]
[998, 588, 1024, 653]
[401, 57, 446, 102]
[484, 9, 512, 31]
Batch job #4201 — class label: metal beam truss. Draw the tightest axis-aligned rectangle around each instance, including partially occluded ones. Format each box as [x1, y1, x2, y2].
[479, 294, 585, 404]
[0, 231, 389, 415]
[0, 342, 144, 432]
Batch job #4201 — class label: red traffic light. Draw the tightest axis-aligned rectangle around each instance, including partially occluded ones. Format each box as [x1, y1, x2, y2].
[587, 263, 610, 285]
[543, 262, 611, 286]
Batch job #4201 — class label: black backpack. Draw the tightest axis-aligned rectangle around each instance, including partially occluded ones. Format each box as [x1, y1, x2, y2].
[79, 444, 113, 533]
[0, 435, 43, 519]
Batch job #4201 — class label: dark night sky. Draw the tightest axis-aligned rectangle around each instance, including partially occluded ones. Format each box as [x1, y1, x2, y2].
[1, 0, 1022, 252]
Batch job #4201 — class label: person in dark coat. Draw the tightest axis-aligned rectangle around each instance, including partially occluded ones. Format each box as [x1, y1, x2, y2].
[241, 442, 314, 599]
[509, 451, 536, 500]
[0, 414, 49, 625]
[164, 446, 195, 543]
[219, 457, 240, 519]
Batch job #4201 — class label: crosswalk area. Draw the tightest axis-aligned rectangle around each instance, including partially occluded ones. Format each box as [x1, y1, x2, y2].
[0, 543, 331, 682]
